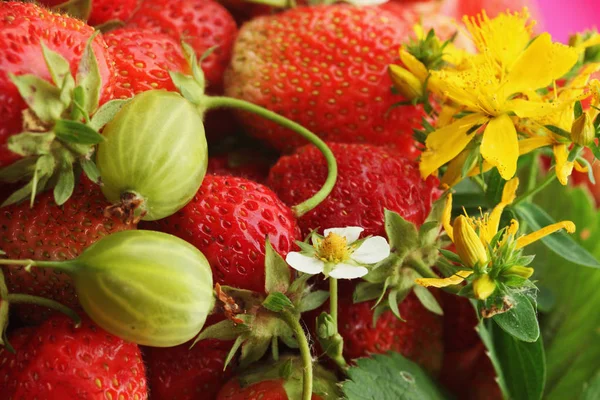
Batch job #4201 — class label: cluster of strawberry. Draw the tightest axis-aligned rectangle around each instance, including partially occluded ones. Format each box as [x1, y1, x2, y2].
[0, 0, 536, 398]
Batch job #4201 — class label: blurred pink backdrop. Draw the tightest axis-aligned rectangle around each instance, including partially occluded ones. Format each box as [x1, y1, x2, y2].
[538, 0, 598, 43]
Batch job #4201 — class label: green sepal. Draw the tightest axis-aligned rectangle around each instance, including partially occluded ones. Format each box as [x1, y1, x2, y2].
[94, 20, 126, 33]
[264, 237, 291, 294]
[353, 281, 385, 303]
[7, 132, 55, 157]
[54, 119, 104, 145]
[9, 73, 65, 124]
[263, 292, 295, 313]
[76, 33, 102, 114]
[439, 248, 463, 264]
[413, 285, 443, 316]
[89, 99, 131, 131]
[192, 318, 251, 344]
[80, 157, 101, 184]
[41, 42, 75, 102]
[297, 290, 329, 313]
[295, 240, 318, 255]
[545, 124, 571, 139]
[169, 70, 205, 107]
[387, 288, 410, 322]
[51, 0, 92, 23]
[316, 312, 347, 369]
[361, 254, 401, 283]
[0, 271, 14, 353]
[2, 155, 54, 207]
[240, 336, 271, 368]
[53, 149, 76, 206]
[384, 209, 419, 258]
[0, 158, 37, 183]
[224, 335, 244, 370]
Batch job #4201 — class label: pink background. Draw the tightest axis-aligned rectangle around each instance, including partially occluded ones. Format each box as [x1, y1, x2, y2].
[540, 0, 599, 43]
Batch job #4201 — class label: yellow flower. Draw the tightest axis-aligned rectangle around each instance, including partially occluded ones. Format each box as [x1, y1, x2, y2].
[473, 274, 496, 300]
[416, 178, 576, 289]
[388, 49, 428, 101]
[420, 9, 581, 181]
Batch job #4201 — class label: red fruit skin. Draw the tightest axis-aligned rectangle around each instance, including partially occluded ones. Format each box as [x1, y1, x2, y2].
[0, 314, 147, 399]
[207, 152, 272, 183]
[127, 0, 238, 90]
[148, 175, 300, 293]
[145, 316, 233, 400]
[217, 379, 323, 400]
[0, 178, 135, 324]
[104, 28, 190, 99]
[268, 143, 440, 238]
[0, 1, 114, 168]
[88, 0, 142, 26]
[440, 291, 480, 351]
[224, 5, 424, 154]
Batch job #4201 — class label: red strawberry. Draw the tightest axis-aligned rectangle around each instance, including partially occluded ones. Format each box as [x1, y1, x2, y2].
[207, 149, 274, 183]
[224, 5, 424, 154]
[268, 143, 440, 238]
[38, 0, 142, 26]
[440, 291, 480, 351]
[0, 1, 114, 168]
[0, 177, 135, 324]
[104, 28, 190, 100]
[127, 0, 238, 90]
[216, 356, 340, 400]
[145, 316, 233, 400]
[146, 175, 300, 293]
[0, 314, 147, 399]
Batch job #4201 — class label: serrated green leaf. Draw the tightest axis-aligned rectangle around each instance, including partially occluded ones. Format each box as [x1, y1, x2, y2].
[384, 210, 419, 258]
[7, 132, 55, 156]
[9, 74, 64, 123]
[264, 237, 291, 294]
[514, 202, 600, 268]
[492, 292, 540, 342]
[297, 290, 329, 313]
[54, 119, 104, 145]
[76, 35, 101, 114]
[89, 98, 130, 130]
[343, 352, 447, 400]
[263, 292, 294, 313]
[413, 285, 443, 316]
[492, 320, 546, 400]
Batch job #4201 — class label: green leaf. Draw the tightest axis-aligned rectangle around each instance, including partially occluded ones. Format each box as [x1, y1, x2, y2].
[492, 292, 540, 342]
[224, 335, 244, 370]
[514, 202, 600, 268]
[439, 248, 462, 264]
[343, 352, 448, 400]
[53, 151, 75, 206]
[240, 336, 271, 368]
[477, 319, 510, 398]
[485, 168, 506, 206]
[76, 34, 101, 114]
[193, 319, 248, 344]
[0, 157, 37, 183]
[353, 282, 384, 303]
[80, 158, 101, 184]
[54, 119, 104, 145]
[384, 209, 419, 258]
[262, 292, 294, 313]
[169, 71, 204, 105]
[580, 371, 600, 400]
[297, 290, 329, 313]
[413, 285, 443, 316]
[264, 238, 291, 294]
[545, 124, 572, 139]
[9, 73, 64, 123]
[89, 99, 130, 130]
[492, 320, 546, 400]
[574, 100, 583, 119]
[41, 42, 73, 91]
[7, 132, 55, 156]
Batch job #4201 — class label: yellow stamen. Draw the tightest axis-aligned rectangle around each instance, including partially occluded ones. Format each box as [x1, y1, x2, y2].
[319, 233, 349, 263]
[415, 270, 473, 288]
[473, 274, 496, 300]
[454, 215, 488, 268]
[516, 221, 576, 249]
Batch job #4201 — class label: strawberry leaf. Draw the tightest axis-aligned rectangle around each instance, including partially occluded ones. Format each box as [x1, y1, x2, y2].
[53, 150, 76, 206]
[264, 237, 291, 294]
[343, 352, 448, 400]
[41, 42, 74, 93]
[76, 35, 101, 114]
[80, 158, 101, 184]
[297, 290, 329, 312]
[89, 99, 131, 131]
[262, 292, 294, 313]
[413, 285, 443, 316]
[7, 132, 55, 157]
[9, 74, 65, 123]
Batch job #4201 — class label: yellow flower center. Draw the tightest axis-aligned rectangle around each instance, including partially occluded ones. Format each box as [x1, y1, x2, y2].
[319, 233, 349, 263]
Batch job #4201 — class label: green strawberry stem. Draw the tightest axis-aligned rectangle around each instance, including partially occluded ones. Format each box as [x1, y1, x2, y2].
[281, 310, 313, 400]
[0, 259, 76, 273]
[204, 96, 338, 217]
[6, 294, 81, 326]
[329, 277, 338, 328]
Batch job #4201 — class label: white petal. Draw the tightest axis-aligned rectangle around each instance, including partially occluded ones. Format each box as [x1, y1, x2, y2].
[351, 236, 390, 264]
[329, 263, 369, 279]
[285, 252, 325, 275]
[323, 227, 364, 244]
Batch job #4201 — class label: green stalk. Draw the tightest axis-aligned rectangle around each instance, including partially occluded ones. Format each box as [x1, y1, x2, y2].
[0, 259, 75, 274]
[282, 311, 313, 400]
[7, 294, 81, 326]
[204, 96, 338, 217]
[329, 277, 338, 328]
[512, 172, 557, 206]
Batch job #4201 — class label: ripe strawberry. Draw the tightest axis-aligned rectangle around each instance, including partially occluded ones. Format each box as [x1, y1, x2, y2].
[0, 314, 147, 399]
[0, 177, 135, 324]
[224, 5, 424, 154]
[217, 356, 340, 400]
[38, 0, 142, 26]
[104, 28, 190, 100]
[0, 1, 114, 168]
[329, 281, 443, 375]
[127, 0, 238, 90]
[268, 143, 440, 238]
[145, 315, 233, 400]
[147, 175, 300, 293]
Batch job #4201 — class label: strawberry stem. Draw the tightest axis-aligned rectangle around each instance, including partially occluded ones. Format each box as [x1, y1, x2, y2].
[281, 311, 313, 400]
[0, 259, 77, 274]
[6, 294, 81, 327]
[329, 277, 338, 328]
[204, 96, 338, 217]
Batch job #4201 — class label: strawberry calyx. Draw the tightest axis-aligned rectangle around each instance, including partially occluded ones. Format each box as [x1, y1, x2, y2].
[0, 37, 127, 207]
[44, 0, 93, 21]
[352, 206, 445, 323]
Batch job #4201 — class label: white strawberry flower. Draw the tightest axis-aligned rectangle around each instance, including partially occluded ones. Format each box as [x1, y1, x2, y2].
[285, 227, 390, 279]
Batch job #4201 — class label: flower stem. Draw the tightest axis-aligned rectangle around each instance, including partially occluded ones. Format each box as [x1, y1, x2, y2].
[329, 277, 338, 329]
[512, 172, 557, 206]
[282, 311, 313, 400]
[204, 96, 338, 217]
[6, 294, 81, 326]
[0, 259, 76, 274]
[271, 336, 279, 361]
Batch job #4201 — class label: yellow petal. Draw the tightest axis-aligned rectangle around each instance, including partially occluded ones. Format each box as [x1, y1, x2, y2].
[484, 177, 520, 243]
[507, 219, 519, 236]
[516, 221, 576, 249]
[501, 177, 519, 204]
[473, 274, 496, 300]
[558, 63, 600, 102]
[454, 215, 488, 268]
[480, 114, 519, 180]
[554, 144, 574, 185]
[428, 69, 485, 111]
[502, 33, 581, 96]
[442, 192, 454, 242]
[506, 98, 565, 119]
[399, 49, 429, 82]
[415, 270, 473, 288]
[438, 106, 459, 128]
[441, 149, 475, 187]
[420, 113, 489, 178]
[388, 65, 423, 100]
[574, 161, 588, 173]
[518, 136, 555, 155]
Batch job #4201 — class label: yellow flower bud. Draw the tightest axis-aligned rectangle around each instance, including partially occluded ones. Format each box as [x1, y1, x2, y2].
[473, 274, 496, 300]
[505, 265, 534, 279]
[571, 112, 595, 146]
[453, 215, 488, 268]
[388, 64, 423, 101]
